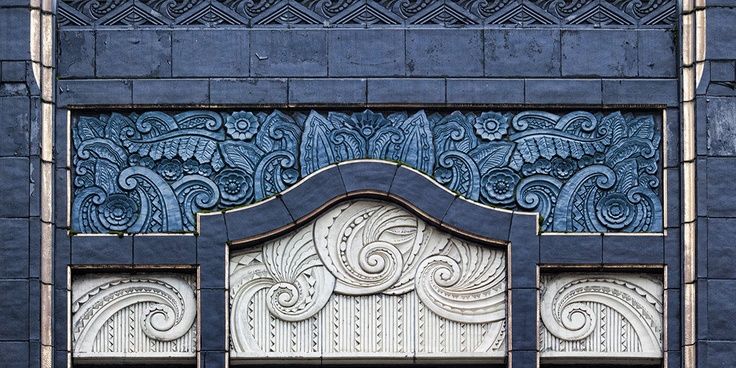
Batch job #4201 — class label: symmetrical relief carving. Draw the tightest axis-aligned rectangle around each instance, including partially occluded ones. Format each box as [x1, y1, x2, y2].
[229, 199, 507, 360]
[71, 109, 663, 234]
[58, 0, 676, 27]
[71, 272, 197, 361]
[539, 272, 663, 362]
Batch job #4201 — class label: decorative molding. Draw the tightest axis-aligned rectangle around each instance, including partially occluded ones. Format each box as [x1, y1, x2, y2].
[58, 0, 676, 27]
[229, 199, 507, 360]
[539, 272, 664, 362]
[71, 109, 663, 234]
[71, 273, 197, 360]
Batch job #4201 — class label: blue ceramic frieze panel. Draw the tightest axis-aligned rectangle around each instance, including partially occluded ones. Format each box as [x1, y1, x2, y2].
[71, 109, 662, 233]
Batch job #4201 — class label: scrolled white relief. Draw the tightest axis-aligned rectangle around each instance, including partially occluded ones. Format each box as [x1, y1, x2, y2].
[539, 272, 664, 362]
[229, 199, 507, 360]
[71, 272, 197, 360]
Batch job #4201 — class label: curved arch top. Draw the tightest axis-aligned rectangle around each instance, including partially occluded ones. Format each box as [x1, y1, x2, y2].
[70, 109, 663, 234]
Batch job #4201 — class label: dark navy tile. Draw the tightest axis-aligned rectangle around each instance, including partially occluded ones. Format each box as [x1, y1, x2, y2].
[134, 234, 197, 265]
[562, 30, 637, 77]
[540, 235, 602, 264]
[55, 228, 71, 287]
[664, 108, 679, 168]
[0, 280, 29, 340]
[706, 279, 736, 340]
[55, 168, 69, 226]
[485, 29, 561, 77]
[706, 157, 736, 217]
[57, 79, 132, 107]
[200, 288, 226, 351]
[510, 213, 539, 289]
[667, 288, 681, 351]
[706, 97, 736, 156]
[0, 157, 29, 217]
[210, 78, 287, 105]
[250, 30, 327, 77]
[696, 157, 708, 218]
[706, 341, 736, 368]
[525, 79, 602, 104]
[602, 79, 678, 106]
[0, 95, 29, 156]
[0, 218, 29, 278]
[511, 288, 537, 351]
[0, 8, 30, 60]
[338, 160, 398, 196]
[664, 229, 680, 287]
[389, 166, 455, 226]
[197, 213, 227, 289]
[666, 168, 680, 228]
[225, 196, 294, 242]
[510, 349, 537, 367]
[132, 79, 209, 105]
[0, 61, 26, 82]
[70, 235, 132, 265]
[172, 29, 248, 77]
[289, 78, 366, 105]
[406, 29, 483, 77]
[96, 30, 172, 78]
[667, 350, 681, 368]
[637, 30, 677, 78]
[0, 342, 29, 368]
[202, 351, 227, 367]
[710, 61, 735, 82]
[57, 30, 95, 78]
[367, 78, 445, 104]
[328, 29, 405, 77]
[602, 234, 664, 264]
[281, 165, 347, 224]
[707, 218, 736, 279]
[706, 7, 736, 60]
[697, 278, 709, 340]
[441, 198, 513, 243]
[54, 288, 68, 351]
[697, 217, 708, 280]
[446, 79, 524, 104]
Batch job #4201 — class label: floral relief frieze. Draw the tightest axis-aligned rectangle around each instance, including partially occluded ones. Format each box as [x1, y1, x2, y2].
[71, 108, 663, 234]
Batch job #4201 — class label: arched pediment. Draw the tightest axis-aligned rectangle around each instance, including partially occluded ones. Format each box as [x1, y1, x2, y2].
[229, 199, 508, 362]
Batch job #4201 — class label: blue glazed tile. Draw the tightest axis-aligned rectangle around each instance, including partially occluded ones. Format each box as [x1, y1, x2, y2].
[389, 166, 455, 226]
[511, 288, 537, 351]
[133, 234, 197, 265]
[0, 61, 26, 82]
[58, 79, 132, 107]
[485, 29, 561, 77]
[250, 30, 327, 77]
[706, 97, 736, 156]
[540, 235, 602, 264]
[561, 30, 637, 77]
[446, 79, 524, 104]
[706, 341, 736, 368]
[602, 234, 664, 264]
[0, 218, 29, 278]
[328, 29, 405, 77]
[602, 79, 678, 106]
[706, 7, 736, 60]
[0, 280, 29, 340]
[0, 95, 30, 157]
[367, 79, 445, 104]
[664, 229, 680, 287]
[289, 78, 366, 105]
[510, 213, 539, 289]
[667, 288, 681, 351]
[0, 342, 29, 368]
[281, 165, 347, 224]
[132, 79, 209, 105]
[0, 8, 30, 60]
[707, 218, 736, 279]
[71, 235, 133, 265]
[706, 279, 736, 340]
[637, 30, 677, 78]
[225, 196, 294, 242]
[54, 288, 68, 351]
[710, 61, 735, 82]
[406, 29, 483, 77]
[525, 79, 602, 104]
[510, 350, 537, 367]
[441, 197, 513, 243]
[197, 213, 227, 289]
[210, 78, 287, 105]
[338, 160, 398, 196]
[57, 30, 95, 78]
[199, 288, 226, 351]
[172, 29, 248, 77]
[96, 30, 171, 78]
[54, 228, 71, 288]
[0, 157, 28, 217]
[707, 157, 736, 217]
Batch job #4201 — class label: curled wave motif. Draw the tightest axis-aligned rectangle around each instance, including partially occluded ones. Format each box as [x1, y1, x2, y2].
[230, 225, 336, 352]
[229, 199, 508, 357]
[72, 109, 662, 234]
[540, 273, 663, 355]
[71, 275, 196, 355]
